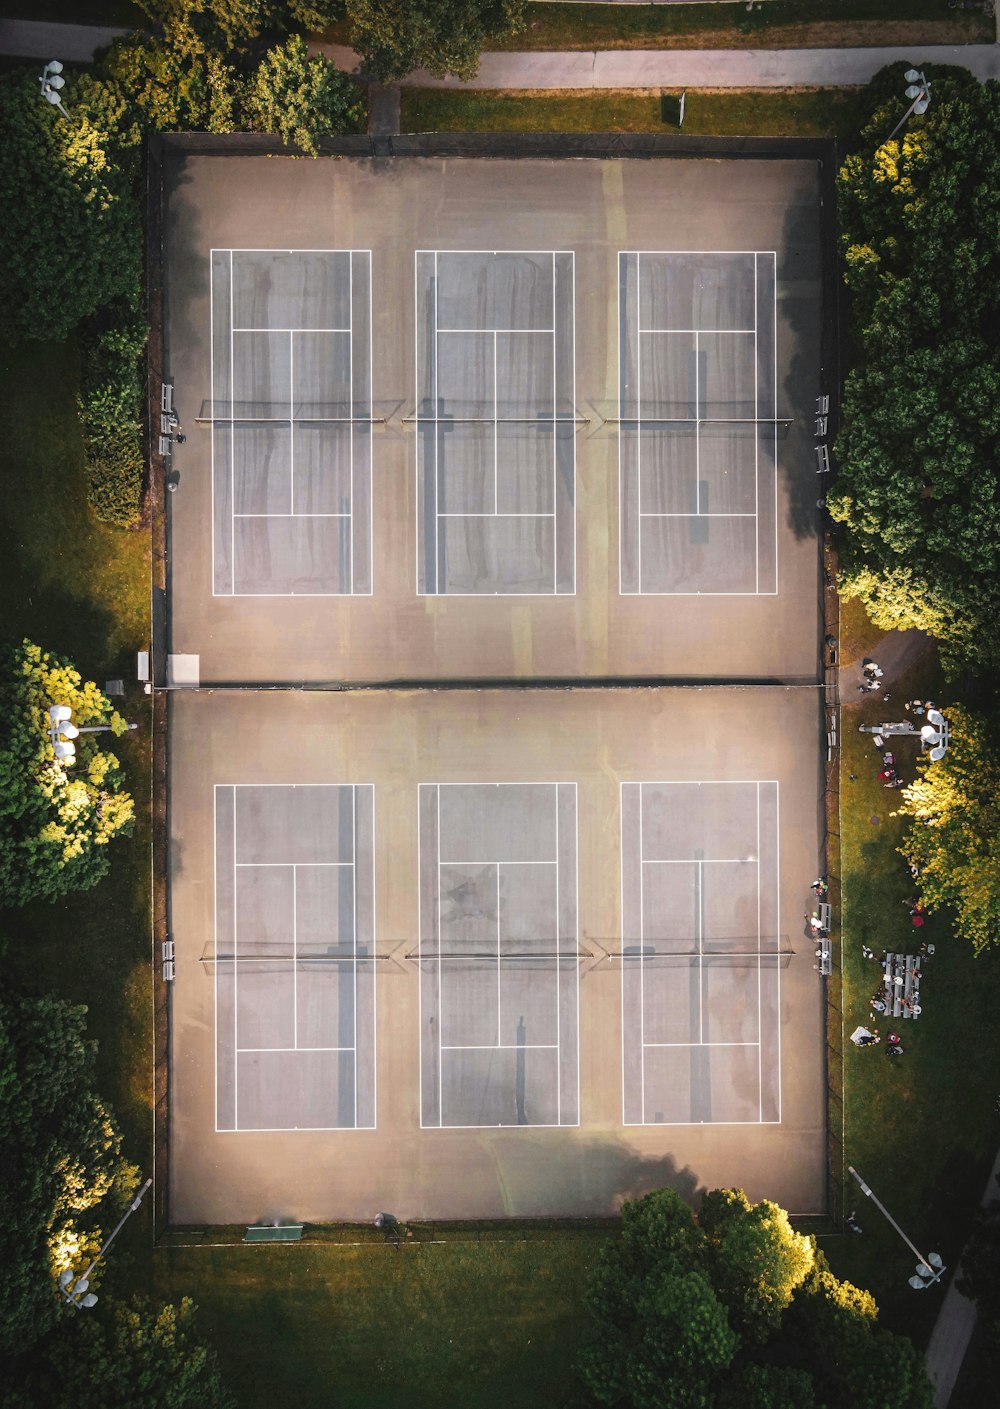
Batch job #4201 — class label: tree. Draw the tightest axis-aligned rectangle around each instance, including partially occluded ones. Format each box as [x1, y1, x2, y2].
[576, 1189, 933, 1409]
[895, 703, 1000, 953]
[0, 641, 135, 907]
[246, 34, 364, 153]
[3, 1297, 234, 1409]
[346, 0, 526, 82]
[699, 1189, 814, 1343]
[0, 989, 138, 1358]
[136, 0, 343, 47]
[0, 71, 142, 345]
[829, 68, 1000, 671]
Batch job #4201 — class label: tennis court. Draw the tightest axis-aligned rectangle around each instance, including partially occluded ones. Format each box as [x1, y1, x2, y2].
[214, 783, 376, 1130]
[210, 249, 373, 596]
[418, 782, 579, 1127]
[621, 781, 781, 1125]
[619, 252, 777, 595]
[415, 250, 576, 596]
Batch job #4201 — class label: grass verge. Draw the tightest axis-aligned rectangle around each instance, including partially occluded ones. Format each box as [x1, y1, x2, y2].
[155, 1234, 605, 1409]
[402, 86, 864, 137]
[0, 334, 154, 1279]
[504, 0, 991, 50]
[817, 597, 1000, 1345]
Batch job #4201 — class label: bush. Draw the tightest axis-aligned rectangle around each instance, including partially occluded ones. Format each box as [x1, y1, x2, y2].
[246, 34, 365, 152]
[79, 315, 148, 527]
[0, 70, 143, 346]
[0, 640, 135, 908]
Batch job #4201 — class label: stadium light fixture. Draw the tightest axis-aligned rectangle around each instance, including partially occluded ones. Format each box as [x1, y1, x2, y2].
[38, 60, 71, 119]
[46, 702, 138, 766]
[886, 68, 931, 144]
[848, 1166, 946, 1291]
[58, 1178, 152, 1311]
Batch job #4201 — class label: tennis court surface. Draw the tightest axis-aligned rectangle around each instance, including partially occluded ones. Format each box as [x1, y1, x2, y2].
[168, 686, 826, 1224]
[163, 153, 823, 683]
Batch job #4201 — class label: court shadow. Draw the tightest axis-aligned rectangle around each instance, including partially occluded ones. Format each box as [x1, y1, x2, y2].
[479, 1132, 705, 1216]
[777, 166, 835, 547]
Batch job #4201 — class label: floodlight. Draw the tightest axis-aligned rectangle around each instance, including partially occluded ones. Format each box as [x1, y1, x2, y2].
[60, 722, 79, 740]
[920, 725, 938, 742]
[914, 99, 930, 115]
[81, 1293, 98, 1308]
[927, 1252, 944, 1269]
[929, 745, 947, 762]
[48, 75, 65, 90]
[49, 704, 72, 723]
[59, 1270, 74, 1288]
[904, 68, 921, 82]
[926, 709, 945, 727]
[909, 1274, 928, 1289]
[44, 90, 61, 105]
[905, 85, 922, 100]
[53, 740, 75, 760]
[74, 1278, 90, 1294]
[46, 60, 63, 74]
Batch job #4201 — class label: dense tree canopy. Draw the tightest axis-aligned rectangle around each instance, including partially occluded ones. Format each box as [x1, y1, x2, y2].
[0, 988, 137, 1358]
[0, 641, 135, 907]
[577, 1187, 933, 1409]
[247, 34, 365, 153]
[896, 703, 1000, 953]
[830, 67, 1000, 671]
[4, 1297, 234, 1409]
[345, 0, 526, 81]
[0, 71, 143, 345]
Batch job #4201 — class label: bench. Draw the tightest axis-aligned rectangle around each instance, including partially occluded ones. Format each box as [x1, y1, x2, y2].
[244, 1225, 304, 1243]
[815, 938, 832, 976]
[161, 383, 174, 414]
[815, 444, 831, 474]
[162, 960, 175, 982]
[815, 415, 828, 437]
[879, 953, 922, 1019]
[158, 435, 173, 458]
[816, 394, 830, 414]
[817, 902, 832, 931]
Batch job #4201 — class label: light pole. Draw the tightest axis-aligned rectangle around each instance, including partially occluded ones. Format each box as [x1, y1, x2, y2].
[886, 68, 931, 145]
[858, 708, 950, 761]
[38, 60, 70, 120]
[47, 703, 138, 766]
[58, 1177, 152, 1311]
[847, 1166, 946, 1290]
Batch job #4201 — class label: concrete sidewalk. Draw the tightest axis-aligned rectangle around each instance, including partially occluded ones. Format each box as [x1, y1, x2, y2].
[0, 19, 132, 61]
[2, 18, 999, 86]
[924, 1144, 1000, 1408]
[318, 41, 1000, 89]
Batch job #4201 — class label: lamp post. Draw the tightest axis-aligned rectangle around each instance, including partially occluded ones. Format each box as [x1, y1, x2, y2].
[47, 703, 138, 766]
[38, 60, 70, 120]
[58, 1177, 152, 1311]
[858, 709, 950, 761]
[886, 68, 931, 145]
[847, 1166, 946, 1290]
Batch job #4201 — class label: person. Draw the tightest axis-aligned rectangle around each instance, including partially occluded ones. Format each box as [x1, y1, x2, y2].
[846, 1212, 863, 1234]
[871, 996, 887, 1013]
[886, 1043, 904, 1058]
[858, 1033, 879, 1047]
[809, 914, 828, 934]
[912, 912, 925, 927]
[878, 768, 894, 782]
[887, 1031, 901, 1046]
[811, 878, 828, 896]
[862, 944, 875, 960]
[883, 752, 895, 766]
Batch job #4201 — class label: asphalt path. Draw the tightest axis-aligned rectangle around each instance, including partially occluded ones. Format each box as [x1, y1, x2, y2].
[3, 19, 1000, 85]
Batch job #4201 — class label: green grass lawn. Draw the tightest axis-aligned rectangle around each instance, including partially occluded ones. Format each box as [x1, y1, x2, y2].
[402, 87, 864, 138]
[0, 335, 154, 1273]
[502, 0, 990, 50]
[816, 598, 1000, 1343]
[156, 1235, 605, 1409]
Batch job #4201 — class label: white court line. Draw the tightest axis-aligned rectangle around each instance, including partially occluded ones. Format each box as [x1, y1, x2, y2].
[644, 1041, 758, 1049]
[624, 780, 780, 1127]
[229, 251, 235, 597]
[347, 251, 353, 593]
[213, 785, 220, 1130]
[438, 512, 556, 519]
[233, 513, 350, 519]
[757, 781, 763, 1121]
[441, 1043, 558, 1052]
[637, 253, 643, 593]
[555, 778, 561, 1123]
[619, 250, 779, 598]
[232, 784, 238, 1128]
[211, 248, 372, 598]
[422, 781, 577, 1129]
[641, 328, 755, 335]
[238, 1046, 356, 1053]
[754, 252, 759, 595]
[638, 512, 756, 520]
[436, 326, 554, 335]
[639, 782, 646, 1125]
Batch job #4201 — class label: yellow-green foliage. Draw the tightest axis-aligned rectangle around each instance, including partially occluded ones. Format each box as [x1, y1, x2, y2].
[0, 640, 134, 906]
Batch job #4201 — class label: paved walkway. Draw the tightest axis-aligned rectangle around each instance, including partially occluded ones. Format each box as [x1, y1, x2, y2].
[319, 42, 1000, 88]
[925, 1144, 1000, 1408]
[2, 18, 999, 85]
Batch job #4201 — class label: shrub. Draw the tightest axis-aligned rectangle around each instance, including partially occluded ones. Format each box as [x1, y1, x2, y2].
[79, 315, 148, 527]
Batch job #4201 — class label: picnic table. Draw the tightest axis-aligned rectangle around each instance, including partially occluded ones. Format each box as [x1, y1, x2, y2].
[874, 953, 922, 1020]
